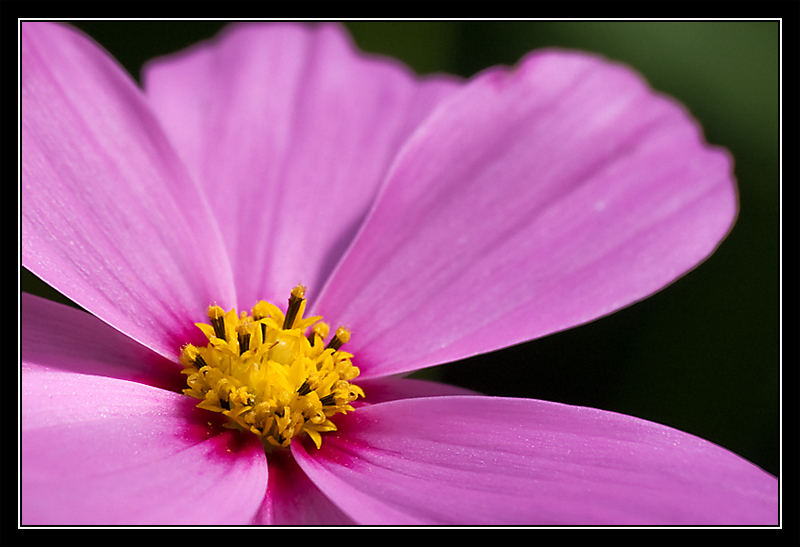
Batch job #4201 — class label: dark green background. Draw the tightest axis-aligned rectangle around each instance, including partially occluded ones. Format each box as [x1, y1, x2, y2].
[22, 21, 780, 476]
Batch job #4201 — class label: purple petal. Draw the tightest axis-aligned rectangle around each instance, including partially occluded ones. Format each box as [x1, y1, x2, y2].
[21, 22, 236, 361]
[21, 367, 267, 524]
[142, 22, 460, 308]
[252, 447, 355, 525]
[21, 292, 183, 392]
[315, 50, 737, 379]
[293, 396, 777, 525]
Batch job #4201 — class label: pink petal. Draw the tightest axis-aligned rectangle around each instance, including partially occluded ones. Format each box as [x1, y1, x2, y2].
[21, 22, 236, 361]
[21, 367, 266, 524]
[292, 396, 777, 525]
[254, 378, 478, 525]
[252, 448, 355, 525]
[315, 49, 737, 379]
[142, 22, 460, 308]
[357, 376, 481, 405]
[252, 376, 479, 525]
[21, 292, 182, 392]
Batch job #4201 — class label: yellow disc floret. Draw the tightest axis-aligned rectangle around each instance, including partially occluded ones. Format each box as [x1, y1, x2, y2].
[180, 285, 364, 449]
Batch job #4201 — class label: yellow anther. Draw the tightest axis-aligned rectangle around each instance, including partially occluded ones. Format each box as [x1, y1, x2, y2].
[291, 284, 306, 299]
[207, 305, 227, 340]
[207, 305, 225, 319]
[333, 326, 350, 344]
[181, 286, 363, 449]
[236, 316, 255, 355]
[326, 326, 351, 351]
[283, 284, 307, 329]
[308, 321, 330, 345]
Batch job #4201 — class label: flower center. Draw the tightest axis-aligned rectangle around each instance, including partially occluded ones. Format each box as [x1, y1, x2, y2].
[179, 285, 363, 449]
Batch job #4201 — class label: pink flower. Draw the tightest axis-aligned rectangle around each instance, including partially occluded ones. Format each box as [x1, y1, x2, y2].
[21, 22, 777, 525]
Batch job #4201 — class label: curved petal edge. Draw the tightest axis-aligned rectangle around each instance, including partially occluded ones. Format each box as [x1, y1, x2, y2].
[317, 49, 738, 379]
[293, 396, 777, 525]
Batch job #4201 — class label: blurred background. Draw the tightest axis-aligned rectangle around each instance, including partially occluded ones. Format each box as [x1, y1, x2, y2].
[22, 21, 780, 477]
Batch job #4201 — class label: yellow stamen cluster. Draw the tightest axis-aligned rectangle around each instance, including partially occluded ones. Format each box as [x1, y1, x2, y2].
[180, 285, 363, 449]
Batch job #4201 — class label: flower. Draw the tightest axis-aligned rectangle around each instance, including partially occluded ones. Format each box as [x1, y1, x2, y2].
[20, 21, 777, 525]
